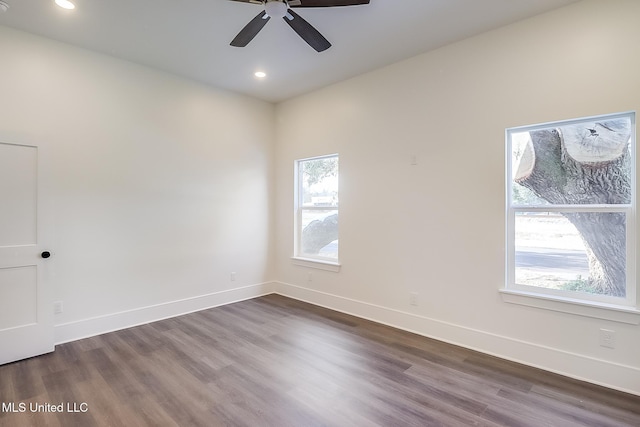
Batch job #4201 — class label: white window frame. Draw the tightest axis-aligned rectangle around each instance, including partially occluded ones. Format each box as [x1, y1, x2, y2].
[292, 154, 340, 271]
[502, 112, 640, 324]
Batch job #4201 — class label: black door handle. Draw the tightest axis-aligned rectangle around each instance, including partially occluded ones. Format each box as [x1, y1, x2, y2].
[41, 251, 51, 259]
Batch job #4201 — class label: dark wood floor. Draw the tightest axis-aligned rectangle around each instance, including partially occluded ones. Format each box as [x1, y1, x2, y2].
[1, 295, 639, 426]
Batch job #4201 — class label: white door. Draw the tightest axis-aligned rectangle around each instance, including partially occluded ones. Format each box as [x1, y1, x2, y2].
[0, 141, 54, 365]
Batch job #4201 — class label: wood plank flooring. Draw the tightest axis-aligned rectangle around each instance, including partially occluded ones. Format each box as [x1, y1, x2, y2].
[1, 294, 639, 426]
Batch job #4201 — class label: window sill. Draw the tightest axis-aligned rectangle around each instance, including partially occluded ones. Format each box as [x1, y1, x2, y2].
[291, 257, 341, 272]
[499, 289, 640, 325]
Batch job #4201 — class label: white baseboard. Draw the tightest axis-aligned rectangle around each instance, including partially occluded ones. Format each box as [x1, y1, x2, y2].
[54, 282, 277, 345]
[273, 281, 640, 397]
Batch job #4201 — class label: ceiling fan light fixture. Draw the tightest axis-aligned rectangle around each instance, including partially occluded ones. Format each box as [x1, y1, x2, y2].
[265, 1, 287, 19]
[54, 0, 75, 10]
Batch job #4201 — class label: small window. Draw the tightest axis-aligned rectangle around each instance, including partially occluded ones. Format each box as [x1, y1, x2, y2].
[506, 112, 636, 307]
[294, 154, 339, 263]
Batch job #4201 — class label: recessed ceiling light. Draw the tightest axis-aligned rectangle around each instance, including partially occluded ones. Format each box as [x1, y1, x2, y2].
[55, 0, 75, 10]
[254, 71, 267, 79]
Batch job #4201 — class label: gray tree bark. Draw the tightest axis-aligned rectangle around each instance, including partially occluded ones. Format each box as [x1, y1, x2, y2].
[301, 214, 338, 255]
[514, 119, 631, 296]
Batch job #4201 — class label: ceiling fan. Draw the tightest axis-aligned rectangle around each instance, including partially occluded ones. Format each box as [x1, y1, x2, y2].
[229, 0, 370, 52]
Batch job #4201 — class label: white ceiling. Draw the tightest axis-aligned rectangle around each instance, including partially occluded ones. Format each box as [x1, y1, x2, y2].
[0, 0, 580, 103]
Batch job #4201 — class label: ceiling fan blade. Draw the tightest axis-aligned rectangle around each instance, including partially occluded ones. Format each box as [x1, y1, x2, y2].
[228, 0, 263, 4]
[230, 11, 271, 47]
[288, 0, 370, 7]
[283, 9, 331, 52]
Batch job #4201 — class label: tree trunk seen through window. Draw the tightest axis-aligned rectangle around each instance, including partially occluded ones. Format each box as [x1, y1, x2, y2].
[301, 213, 338, 254]
[514, 119, 631, 297]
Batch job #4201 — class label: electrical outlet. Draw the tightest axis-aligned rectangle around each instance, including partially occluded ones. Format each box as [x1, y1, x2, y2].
[53, 301, 63, 315]
[409, 292, 419, 306]
[307, 272, 313, 282]
[230, 272, 236, 282]
[599, 328, 615, 349]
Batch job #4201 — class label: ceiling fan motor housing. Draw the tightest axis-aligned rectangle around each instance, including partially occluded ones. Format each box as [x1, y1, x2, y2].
[265, 1, 287, 19]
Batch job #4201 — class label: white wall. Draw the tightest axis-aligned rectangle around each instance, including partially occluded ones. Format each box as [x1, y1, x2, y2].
[274, 0, 640, 395]
[0, 26, 276, 342]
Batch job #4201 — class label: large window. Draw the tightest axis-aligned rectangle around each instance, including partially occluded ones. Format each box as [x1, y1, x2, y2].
[295, 154, 339, 263]
[506, 112, 636, 308]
